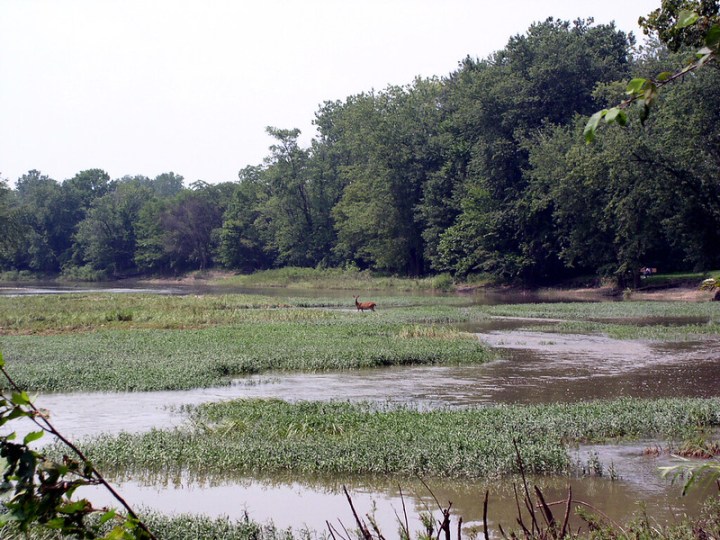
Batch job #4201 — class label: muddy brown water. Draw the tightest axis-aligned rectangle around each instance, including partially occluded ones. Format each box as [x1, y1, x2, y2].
[5, 286, 720, 535]
[83, 446, 713, 537]
[28, 328, 720, 439]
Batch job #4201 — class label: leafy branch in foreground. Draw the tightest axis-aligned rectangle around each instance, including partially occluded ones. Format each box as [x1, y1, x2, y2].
[660, 457, 720, 496]
[584, 3, 720, 142]
[0, 351, 155, 539]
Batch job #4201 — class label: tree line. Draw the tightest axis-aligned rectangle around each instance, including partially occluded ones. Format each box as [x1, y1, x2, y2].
[2, 17, 720, 286]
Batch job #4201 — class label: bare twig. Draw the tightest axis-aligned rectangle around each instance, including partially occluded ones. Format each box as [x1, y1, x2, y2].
[343, 485, 373, 540]
[483, 490, 490, 540]
[513, 483, 533, 539]
[559, 486, 572, 539]
[534, 485, 556, 531]
[326, 520, 341, 540]
[513, 439, 539, 535]
[398, 485, 410, 540]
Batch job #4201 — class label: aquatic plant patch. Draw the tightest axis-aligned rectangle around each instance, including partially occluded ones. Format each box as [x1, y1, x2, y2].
[0, 320, 494, 392]
[76, 397, 720, 480]
[483, 301, 720, 322]
[0, 293, 474, 335]
[481, 301, 720, 340]
[209, 266, 451, 291]
[0, 510, 298, 540]
[527, 320, 720, 340]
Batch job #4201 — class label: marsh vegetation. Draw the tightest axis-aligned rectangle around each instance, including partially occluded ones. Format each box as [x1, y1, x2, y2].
[1, 285, 720, 538]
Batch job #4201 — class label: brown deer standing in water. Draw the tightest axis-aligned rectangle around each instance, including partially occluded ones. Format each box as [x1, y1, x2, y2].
[353, 295, 376, 312]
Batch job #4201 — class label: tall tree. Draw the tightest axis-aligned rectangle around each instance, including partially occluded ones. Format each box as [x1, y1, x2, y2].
[73, 178, 154, 276]
[159, 187, 223, 271]
[0, 179, 22, 269]
[262, 127, 315, 266]
[216, 166, 274, 271]
[431, 18, 634, 283]
[11, 170, 73, 271]
[324, 79, 443, 274]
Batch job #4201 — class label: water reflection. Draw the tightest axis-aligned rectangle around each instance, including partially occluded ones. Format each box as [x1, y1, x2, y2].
[85, 444, 711, 536]
[0, 282, 185, 296]
[0, 281, 602, 304]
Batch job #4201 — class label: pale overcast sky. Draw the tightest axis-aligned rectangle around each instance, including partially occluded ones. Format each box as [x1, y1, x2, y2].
[1, 0, 660, 185]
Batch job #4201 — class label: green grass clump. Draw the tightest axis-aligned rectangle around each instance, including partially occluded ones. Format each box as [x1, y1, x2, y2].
[640, 269, 720, 286]
[0, 318, 493, 392]
[0, 293, 319, 334]
[532, 320, 720, 340]
[0, 293, 476, 335]
[212, 267, 451, 291]
[76, 397, 720, 480]
[481, 301, 720, 339]
[484, 301, 720, 321]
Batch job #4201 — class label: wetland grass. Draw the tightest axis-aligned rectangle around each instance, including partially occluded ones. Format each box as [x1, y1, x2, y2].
[484, 301, 720, 323]
[0, 318, 494, 392]
[3, 293, 720, 393]
[208, 266, 453, 291]
[0, 293, 475, 335]
[77, 397, 720, 480]
[528, 320, 720, 340]
[483, 301, 720, 340]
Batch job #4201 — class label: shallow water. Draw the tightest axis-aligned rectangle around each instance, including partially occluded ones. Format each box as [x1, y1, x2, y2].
[26, 325, 720, 444]
[85, 442, 712, 536]
[0, 280, 600, 305]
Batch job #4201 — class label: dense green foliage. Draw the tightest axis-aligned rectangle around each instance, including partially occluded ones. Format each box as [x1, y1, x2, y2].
[2, 15, 719, 286]
[76, 397, 720, 479]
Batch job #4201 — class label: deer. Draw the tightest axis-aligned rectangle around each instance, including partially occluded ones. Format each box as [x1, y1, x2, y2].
[353, 295, 376, 312]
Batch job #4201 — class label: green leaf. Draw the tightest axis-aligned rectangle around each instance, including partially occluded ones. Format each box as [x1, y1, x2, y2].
[697, 51, 714, 67]
[10, 391, 31, 406]
[105, 525, 133, 540]
[23, 430, 44, 445]
[644, 82, 658, 105]
[676, 10, 700, 29]
[0, 513, 19, 526]
[604, 107, 622, 124]
[655, 71, 673, 82]
[636, 99, 650, 125]
[626, 78, 647, 96]
[615, 109, 628, 127]
[7, 407, 30, 420]
[0, 351, 4, 368]
[706, 24, 720, 47]
[100, 509, 118, 525]
[45, 517, 67, 529]
[584, 110, 605, 143]
[58, 499, 92, 514]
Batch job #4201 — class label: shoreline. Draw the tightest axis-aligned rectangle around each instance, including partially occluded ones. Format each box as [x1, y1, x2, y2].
[2, 269, 717, 302]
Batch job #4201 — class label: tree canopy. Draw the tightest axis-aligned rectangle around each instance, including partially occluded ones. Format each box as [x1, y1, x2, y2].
[2, 10, 719, 285]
